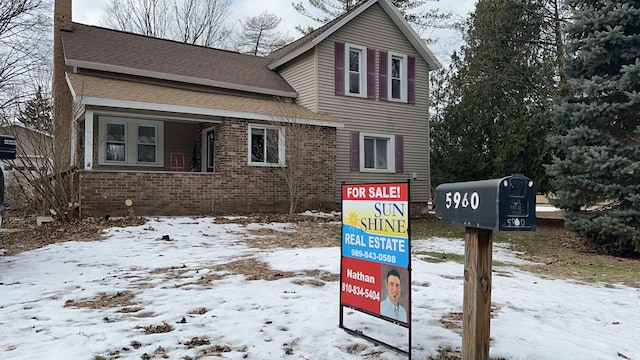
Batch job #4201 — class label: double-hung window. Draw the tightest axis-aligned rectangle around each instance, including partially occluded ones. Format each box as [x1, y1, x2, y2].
[106, 123, 126, 162]
[98, 116, 164, 166]
[360, 132, 395, 172]
[137, 125, 157, 163]
[389, 52, 407, 102]
[249, 124, 284, 166]
[347, 44, 367, 97]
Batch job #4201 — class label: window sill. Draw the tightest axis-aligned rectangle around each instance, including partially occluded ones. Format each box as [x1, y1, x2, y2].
[360, 168, 395, 174]
[248, 162, 285, 167]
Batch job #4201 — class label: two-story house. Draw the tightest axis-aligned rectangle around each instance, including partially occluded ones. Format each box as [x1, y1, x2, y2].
[52, 0, 440, 217]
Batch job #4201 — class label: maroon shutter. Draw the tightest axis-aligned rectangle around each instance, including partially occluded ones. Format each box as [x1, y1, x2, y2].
[350, 131, 360, 171]
[395, 135, 404, 173]
[379, 51, 388, 101]
[367, 48, 376, 99]
[408, 55, 416, 104]
[335, 42, 345, 96]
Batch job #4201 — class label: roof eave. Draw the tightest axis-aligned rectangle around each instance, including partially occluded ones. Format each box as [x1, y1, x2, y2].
[377, 0, 442, 70]
[66, 59, 299, 98]
[268, 0, 442, 71]
[78, 96, 344, 128]
[267, 0, 376, 71]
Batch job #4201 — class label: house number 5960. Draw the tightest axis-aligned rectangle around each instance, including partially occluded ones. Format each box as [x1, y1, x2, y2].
[445, 192, 480, 210]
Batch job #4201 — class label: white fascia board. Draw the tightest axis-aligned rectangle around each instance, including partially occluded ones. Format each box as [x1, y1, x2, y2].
[267, 1, 378, 70]
[377, 0, 442, 70]
[268, 0, 441, 71]
[66, 60, 298, 98]
[78, 96, 344, 129]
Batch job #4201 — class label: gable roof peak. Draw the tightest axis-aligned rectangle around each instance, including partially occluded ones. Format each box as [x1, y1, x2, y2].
[267, 0, 441, 71]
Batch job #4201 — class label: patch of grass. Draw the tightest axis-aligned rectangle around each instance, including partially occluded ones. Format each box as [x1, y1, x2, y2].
[415, 251, 465, 264]
[411, 220, 465, 240]
[415, 250, 507, 267]
[411, 219, 640, 288]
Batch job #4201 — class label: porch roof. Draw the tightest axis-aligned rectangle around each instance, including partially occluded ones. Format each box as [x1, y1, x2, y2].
[66, 73, 344, 128]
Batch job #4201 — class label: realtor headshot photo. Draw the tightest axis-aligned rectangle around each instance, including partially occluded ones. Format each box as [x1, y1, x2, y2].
[380, 267, 408, 322]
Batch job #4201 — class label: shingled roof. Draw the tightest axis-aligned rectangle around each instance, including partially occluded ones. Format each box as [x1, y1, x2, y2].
[62, 23, 297, 98]
[66, 73, 342, 127]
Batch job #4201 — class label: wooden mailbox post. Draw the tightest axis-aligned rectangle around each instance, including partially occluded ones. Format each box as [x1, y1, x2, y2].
[435, 174, 536, 360]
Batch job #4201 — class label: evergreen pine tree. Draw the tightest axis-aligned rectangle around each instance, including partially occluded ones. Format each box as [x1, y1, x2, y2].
[546, 1, 640, 255]
[18, 87, 52, 133]
[292, 0, 451, 35]
[430, 0, 557, 190]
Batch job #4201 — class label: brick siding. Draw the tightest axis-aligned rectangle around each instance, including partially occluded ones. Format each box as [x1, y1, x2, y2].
[78, 119, 337, 217]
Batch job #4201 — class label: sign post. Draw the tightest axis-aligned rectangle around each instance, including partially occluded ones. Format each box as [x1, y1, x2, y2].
[339, 181, 411, 357]
[435, 174, 536, 360]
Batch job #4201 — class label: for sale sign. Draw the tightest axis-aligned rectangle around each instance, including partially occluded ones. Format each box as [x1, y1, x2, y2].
[340, 182, 411, 325]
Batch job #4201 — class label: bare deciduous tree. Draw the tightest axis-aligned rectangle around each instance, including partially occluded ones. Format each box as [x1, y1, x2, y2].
[0, 87, 83, 220]
[102, 0, 232, 48]
[102, 0, 170, 38]
[271, 98, 329, 216]
[235, 11, 293, 56]
[0, 0, 51, 115]
[172, 0, 232, 47]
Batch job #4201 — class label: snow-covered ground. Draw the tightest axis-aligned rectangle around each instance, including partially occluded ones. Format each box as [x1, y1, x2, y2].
[1, 216, 638, 359]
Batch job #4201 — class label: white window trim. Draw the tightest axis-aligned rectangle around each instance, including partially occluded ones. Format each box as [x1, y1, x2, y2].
[247, 124, 286, 167]
[201, 126, 216, 172]
[359, 132, 395, 173]
[97, 116, 164, 167]
[345, 43, 368, 98]
[388, 52, 408, 102]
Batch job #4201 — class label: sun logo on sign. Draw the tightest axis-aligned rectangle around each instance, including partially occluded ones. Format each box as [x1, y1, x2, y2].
[344, 209, 360, 229]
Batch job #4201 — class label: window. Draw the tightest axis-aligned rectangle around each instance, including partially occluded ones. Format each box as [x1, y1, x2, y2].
[98, 116, 164, 166]
[360, 133, 395, 172]
[137, 126, 157, 163]
[106, 123, 126, 162]
[248, 124, 284, 166]
[346, 44, 367, 97]
[389, 53, 407, 102]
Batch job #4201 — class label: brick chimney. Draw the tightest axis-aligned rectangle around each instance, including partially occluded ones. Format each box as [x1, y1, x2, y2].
[53, 0, 73, 166]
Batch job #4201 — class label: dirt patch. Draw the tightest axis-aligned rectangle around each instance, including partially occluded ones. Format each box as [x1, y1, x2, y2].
[0, 213, 147, 256]
[209, 258, 339, 284]
[439, 312, 463, 332]
[184, 336, 210, 348]
[199, 344, 232, 356]
[188, 307, 208, 315]
[216, 214, 341, 249]
[64, 291, 136, 309]
[138, 322, 174, 334]
[211, 258, 296, 281]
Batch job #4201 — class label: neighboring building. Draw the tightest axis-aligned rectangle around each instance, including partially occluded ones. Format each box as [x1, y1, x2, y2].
[52, 0, 440, 217]
[0, 121, 53, 186]
[0, 122, 53, 206]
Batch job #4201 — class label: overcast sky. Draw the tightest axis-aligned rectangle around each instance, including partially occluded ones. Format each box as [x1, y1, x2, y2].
[71, 0, 477, 63]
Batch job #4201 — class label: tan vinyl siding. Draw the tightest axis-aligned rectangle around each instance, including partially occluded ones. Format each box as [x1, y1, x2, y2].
[278, 49, 318, 112]
[317, 3, 432, 203]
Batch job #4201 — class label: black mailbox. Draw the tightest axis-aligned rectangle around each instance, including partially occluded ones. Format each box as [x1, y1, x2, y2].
[435, 174, 536, 231]
[0, 135, 16, 160]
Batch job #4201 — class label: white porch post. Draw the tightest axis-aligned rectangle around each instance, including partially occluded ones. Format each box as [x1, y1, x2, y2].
[84, 110, 94, 170]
